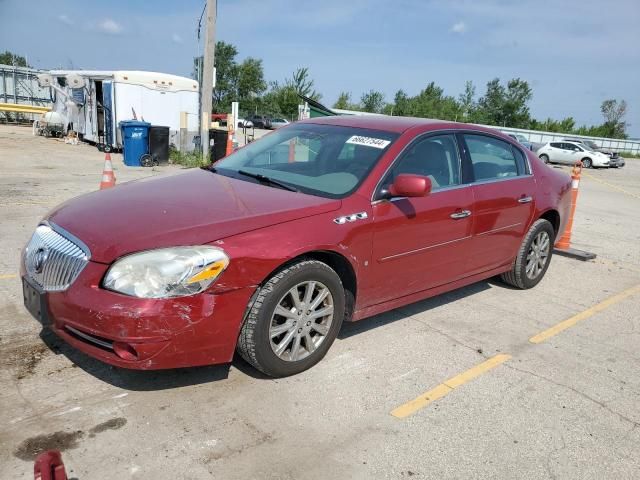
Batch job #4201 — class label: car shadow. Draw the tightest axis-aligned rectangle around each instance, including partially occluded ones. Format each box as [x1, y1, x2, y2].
[339, 279, 496, 339]
[38, 278, 506, 389]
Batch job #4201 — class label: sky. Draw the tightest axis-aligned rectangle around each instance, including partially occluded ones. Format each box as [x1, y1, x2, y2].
[1, 0, 639, 136]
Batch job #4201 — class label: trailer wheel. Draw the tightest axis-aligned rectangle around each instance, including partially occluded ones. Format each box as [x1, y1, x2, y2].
[140, 154, 154, 167]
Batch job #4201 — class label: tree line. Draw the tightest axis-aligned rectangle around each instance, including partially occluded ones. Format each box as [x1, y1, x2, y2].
[3, 47, 626, 139]
[198, 41, 628, 139]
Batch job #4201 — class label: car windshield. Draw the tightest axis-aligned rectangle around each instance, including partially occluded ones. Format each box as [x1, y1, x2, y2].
[515, 134, 527, 142]
[584, 141, 599, 149]
[214, 123, 398, 198]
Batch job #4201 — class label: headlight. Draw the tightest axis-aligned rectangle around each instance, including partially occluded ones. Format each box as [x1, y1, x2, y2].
[103, 246, 229, 298]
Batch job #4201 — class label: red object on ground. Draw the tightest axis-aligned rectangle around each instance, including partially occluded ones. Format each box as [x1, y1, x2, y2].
[26, 116, 572, 371]
[555, 161, 582, 250]
[34, 450, 67, 480]
[99, 152, 116, 190]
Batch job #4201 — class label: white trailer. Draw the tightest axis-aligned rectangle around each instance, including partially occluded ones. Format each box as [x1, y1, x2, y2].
[37, 70, 199, 150]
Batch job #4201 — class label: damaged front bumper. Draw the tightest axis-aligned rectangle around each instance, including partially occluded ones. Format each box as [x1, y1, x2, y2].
[29, 261, 255, 370]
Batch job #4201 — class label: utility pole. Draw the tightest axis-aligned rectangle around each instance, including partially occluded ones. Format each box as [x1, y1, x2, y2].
[200, 0, 216, 158]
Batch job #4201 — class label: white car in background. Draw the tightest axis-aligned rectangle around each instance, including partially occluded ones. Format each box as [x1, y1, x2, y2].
[270, 118, 290, 129]
[536, 141, 610, 168]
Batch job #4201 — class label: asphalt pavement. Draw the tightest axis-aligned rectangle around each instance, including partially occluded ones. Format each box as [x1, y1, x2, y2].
[1, 125, 638, 479]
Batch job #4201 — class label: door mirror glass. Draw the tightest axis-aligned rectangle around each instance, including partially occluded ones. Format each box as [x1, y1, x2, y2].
[389, 174, 432, 198]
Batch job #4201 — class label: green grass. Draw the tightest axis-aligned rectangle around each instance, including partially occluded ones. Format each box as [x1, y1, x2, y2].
[619, 151, 640, 159]
[169, 149, 211, 168]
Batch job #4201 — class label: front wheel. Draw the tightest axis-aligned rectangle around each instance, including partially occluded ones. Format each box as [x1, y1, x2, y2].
[581, 158, 593, 168]
[501, 219, 555, 289]
[237, 260, 345, 377]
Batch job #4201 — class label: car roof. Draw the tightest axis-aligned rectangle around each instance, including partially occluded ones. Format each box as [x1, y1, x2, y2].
[303, 115, 507, 137]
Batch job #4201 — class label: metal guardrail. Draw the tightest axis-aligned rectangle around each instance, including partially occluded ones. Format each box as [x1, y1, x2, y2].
[492, 125, 640, 155]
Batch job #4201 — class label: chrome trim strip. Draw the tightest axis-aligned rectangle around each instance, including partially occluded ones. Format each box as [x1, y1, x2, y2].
[65, 326, 114, 350]
[475, 222, 522, 237]
[379, 235, 472, 262]
[470, 175, 532, 187]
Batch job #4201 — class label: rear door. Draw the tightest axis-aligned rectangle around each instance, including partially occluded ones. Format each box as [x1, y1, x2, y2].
[462, 133, 535, 274]
[369, 133, 473, 304]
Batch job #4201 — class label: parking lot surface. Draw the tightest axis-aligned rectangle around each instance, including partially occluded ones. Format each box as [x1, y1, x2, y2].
[1, 125, 639, 479]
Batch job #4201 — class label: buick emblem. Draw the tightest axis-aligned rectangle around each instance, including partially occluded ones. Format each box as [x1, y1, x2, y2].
[33, 246, 49, 274]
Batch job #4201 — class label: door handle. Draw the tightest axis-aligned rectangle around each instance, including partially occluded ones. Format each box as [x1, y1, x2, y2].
[518, 196, 533, 204]
[450, 209, 471, 219]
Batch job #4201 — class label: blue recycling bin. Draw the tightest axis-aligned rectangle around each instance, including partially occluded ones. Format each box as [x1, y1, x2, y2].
[119, 120, 151, 166]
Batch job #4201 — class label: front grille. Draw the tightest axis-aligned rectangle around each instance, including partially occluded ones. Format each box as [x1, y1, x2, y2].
[24, 224, 90, 291]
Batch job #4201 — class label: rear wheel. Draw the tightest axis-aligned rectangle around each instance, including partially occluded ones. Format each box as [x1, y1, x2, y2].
[237, 260, 345, 377]
[501, 219, 554, 289]
[539, 154, 550, 164]
[582, 158, 593, 168]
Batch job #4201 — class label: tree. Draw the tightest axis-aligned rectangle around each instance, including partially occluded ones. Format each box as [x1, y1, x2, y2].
[236, 57, 267, 113]
[211, 41, 240, 110]
[360, 90, 385, 113]
[600, 99, 627, 138]
[477, 78, 532, 128]
[333, 92, 353, 110]
[393, 90, 411, 116]
[284, 67, 321, 101]
[458, 81, 476, 121]
[193, 42, 267, 114]
[0, 50, 29, 67]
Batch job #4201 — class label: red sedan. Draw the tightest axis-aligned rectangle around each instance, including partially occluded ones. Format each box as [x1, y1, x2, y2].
[21, 116, 572, 377]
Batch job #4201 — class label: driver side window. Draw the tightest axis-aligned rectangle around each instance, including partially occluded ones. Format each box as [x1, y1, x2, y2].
[382, 134, 461, 192]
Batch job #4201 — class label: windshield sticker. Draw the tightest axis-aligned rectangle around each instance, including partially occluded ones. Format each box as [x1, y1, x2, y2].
[345, 135, 391, 149]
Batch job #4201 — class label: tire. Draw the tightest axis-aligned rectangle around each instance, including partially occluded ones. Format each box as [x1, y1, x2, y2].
[103, 144, 112, 153]
[237, 260, 345, 377]
[140, 154, 153, 167]
[581, 158, 592, 168]
[539, 154, 550, 164]
[500, 219, 555, 289]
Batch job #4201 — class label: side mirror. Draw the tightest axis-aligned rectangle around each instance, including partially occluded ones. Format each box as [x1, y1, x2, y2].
[389, 174, 432, 198]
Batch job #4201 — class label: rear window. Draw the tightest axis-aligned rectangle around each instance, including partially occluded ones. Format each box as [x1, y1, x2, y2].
[464, 134, 519, 181]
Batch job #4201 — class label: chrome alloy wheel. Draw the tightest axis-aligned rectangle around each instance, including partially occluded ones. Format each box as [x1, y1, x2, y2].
[526, 231, 550, 280]
[269, 281, 334, 362]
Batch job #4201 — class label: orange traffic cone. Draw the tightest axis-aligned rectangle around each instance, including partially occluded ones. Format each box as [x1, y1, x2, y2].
[99, 152, 116, 190]
[553, 161, 595, 261]
[225, 130, 233, 157]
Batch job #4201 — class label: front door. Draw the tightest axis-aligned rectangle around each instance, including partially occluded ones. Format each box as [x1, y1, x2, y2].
[369, 133, 473, 305]
[462, 133, 536, 273]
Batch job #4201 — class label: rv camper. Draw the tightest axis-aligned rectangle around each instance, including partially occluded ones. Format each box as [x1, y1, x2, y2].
[37, 70, 199, 151]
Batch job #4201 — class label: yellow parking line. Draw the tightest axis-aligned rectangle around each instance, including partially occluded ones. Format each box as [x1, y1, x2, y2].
[0, 273, 17, 280]
[582, 172, 640, 200]
[530, 284, 640, 344]
[391, 354, 511, 418]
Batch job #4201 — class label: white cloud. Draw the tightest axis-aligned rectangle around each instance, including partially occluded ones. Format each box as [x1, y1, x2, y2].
[171, 33, 183, 44]
[57, 14, 73, 26]
[96, 19, 123, 35]
[450, 21, 467, 34]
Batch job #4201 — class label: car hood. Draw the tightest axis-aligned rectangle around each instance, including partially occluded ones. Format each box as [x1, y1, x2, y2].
[47, 169, 341, 263]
